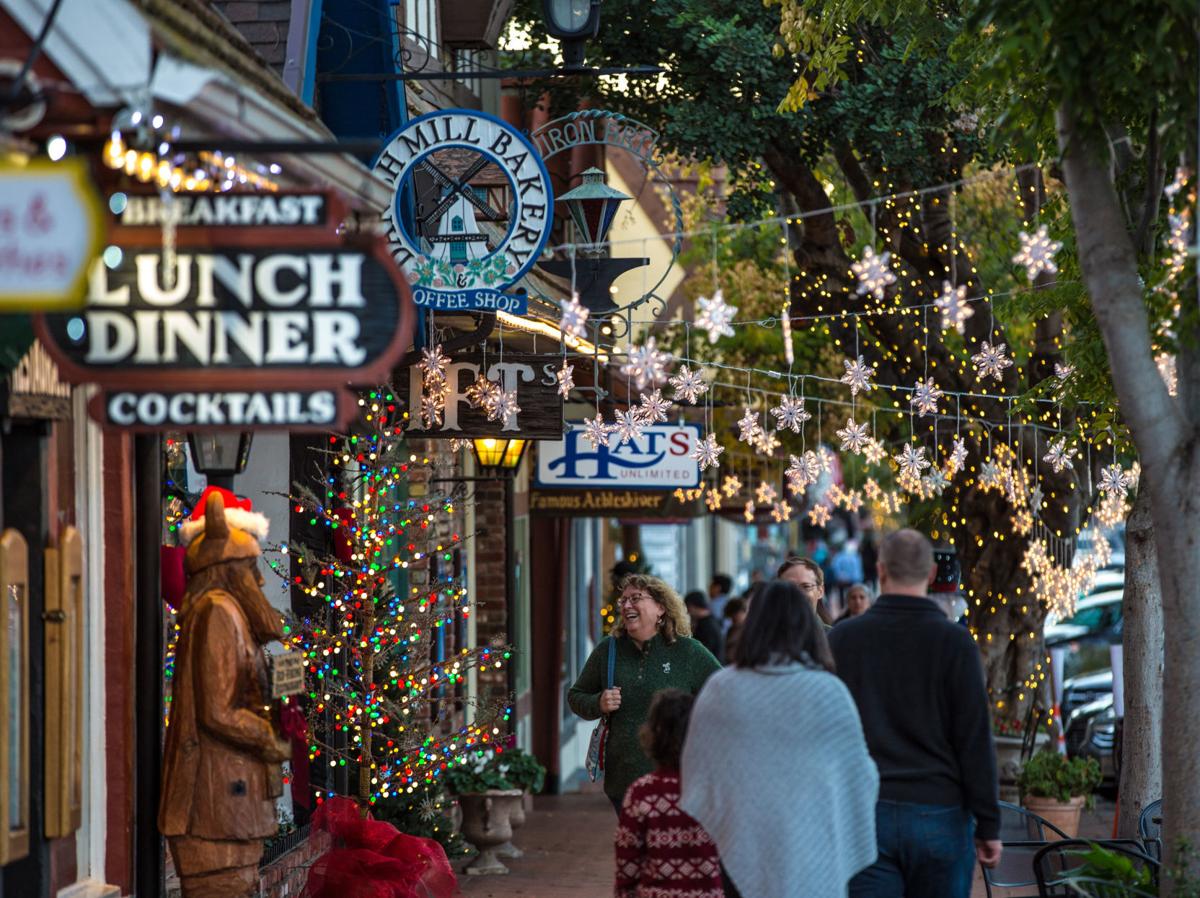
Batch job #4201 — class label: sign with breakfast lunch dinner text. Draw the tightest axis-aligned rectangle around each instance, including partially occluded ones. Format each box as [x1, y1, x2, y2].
[535, 422, 703, 490]
[373, 110, 553, 316]
[34, 191, 415, 431]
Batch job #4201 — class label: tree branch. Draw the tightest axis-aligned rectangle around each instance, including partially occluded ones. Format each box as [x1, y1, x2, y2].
[1055, 102, 1184, 477]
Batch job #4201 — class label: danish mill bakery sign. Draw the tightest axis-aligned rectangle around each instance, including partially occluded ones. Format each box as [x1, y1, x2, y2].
[35, 191, 415, 431]
[374, 110, 553, 315]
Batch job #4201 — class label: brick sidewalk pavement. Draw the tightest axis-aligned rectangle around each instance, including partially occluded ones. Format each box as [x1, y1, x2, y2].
[450, 792, 1118, 898]
[455, 793, 616, 898]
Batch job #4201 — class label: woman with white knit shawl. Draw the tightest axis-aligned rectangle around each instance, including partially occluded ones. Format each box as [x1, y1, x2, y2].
[680, 579, 879, 898]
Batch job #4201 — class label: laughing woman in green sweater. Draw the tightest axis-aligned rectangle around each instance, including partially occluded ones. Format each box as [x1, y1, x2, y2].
[569, 574, 722, 812]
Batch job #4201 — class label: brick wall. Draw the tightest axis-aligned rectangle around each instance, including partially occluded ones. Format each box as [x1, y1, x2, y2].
[258, 830, 331, 898]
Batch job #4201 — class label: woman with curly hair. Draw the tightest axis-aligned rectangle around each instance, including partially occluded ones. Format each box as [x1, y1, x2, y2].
[569, 574, 722, 812]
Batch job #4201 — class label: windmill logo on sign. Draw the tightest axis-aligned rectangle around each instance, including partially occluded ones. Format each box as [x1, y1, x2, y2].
[374, 110, 554, 316]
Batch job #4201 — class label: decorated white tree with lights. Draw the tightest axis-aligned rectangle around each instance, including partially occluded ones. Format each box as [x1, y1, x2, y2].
[281, 386, 510, 836]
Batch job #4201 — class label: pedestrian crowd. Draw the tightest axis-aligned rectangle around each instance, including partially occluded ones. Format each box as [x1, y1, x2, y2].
[569, 528, 1001, 898]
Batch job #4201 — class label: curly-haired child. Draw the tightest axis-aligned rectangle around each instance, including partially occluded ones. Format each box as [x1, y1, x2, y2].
[614, 689, 724, 898]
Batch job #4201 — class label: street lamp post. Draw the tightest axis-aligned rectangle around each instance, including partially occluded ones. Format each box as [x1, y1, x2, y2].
[537, 167, 649, 317]
[471, 438, 530, 722]
[542, 0, 601, 70]
[187, 432, 253, 491]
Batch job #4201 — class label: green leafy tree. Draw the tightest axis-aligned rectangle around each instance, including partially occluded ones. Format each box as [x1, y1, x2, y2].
[508, 0, 1102, 729]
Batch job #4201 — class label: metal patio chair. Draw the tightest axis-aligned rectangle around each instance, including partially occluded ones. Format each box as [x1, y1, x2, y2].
[1136, 799, 1162, 861]
[979, 800, 1071, 898]
[1033, 838, 1159, 897]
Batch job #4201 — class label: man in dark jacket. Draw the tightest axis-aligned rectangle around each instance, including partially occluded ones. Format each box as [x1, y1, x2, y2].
[829, 529, 1001, 898]
[684, 591, 724, 663]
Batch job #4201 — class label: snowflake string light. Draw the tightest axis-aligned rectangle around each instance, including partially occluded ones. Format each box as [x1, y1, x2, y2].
[420, 394, 444, 428]
[787, 451, 823, 491]
[705, 488, 723, 512]
[948, 437, 969, 473]
[636, 389, 671, 424]
[743, 500, 756, 523]
[922, 468, 950, 496]
[449, 437, 468, 452]
[695, 289, 737, 344]
[691, 433, 724, 470]
[842, 489, 863, 513]
[934, 281, 973, 333]
[771, 396, 812, 433]
[1042, 438, 1077, 474]
[721, 474, 742, 498]
[1012, 224, 1062, 283]
[894, 443, 930, 479]
[818, 446, 836, 473]
[560, 292, 589, 339]
[466, 373, 500, 409]
[555, 361, 575, 398]
[863, 478, 882, 501]
[669, 366, 708, 404]
[978, 460, 1003, 489]
[841, 355, 876, 396]
[582, 414, 612, 448]
[972, 341, 1013, 381]
[1055, 362, 1075, 383]
[1029, 484, 1044, 518]
[910, 378, 944, 417]
[611, 408, 645, 445]
[621, 338, 672, 390]
[1098, 464, 1131, 498]
[837, 418, 871, 454]
[490, 390, 521, 426]
[417, 344, 451, 381]
[851, 247, 896, 300]
[862, 438, 888, 465]
[736, 407, 764, 444]
[754, 481, 777, 505]
[752, 429, 782, 456]
[770, 501, 792, 523]
[808, 502, 832, 527]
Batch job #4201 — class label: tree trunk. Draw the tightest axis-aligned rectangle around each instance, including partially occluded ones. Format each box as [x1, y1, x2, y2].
[1117, 484, 1163, 839]
[1056, 101, 1198, 889]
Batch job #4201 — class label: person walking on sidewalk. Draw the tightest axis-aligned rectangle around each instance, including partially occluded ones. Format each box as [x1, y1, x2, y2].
[828, 528, 1001, 898]
[684, 590, 725, 662]
[568, 574, 721, 812]
[680, 580, 879, 898]
[614, 689, 724, 898]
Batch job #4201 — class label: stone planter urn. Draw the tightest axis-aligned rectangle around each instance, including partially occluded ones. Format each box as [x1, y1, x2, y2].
[495, 791, 528, 859]
[1022, 794, 1086, 839]
[994, 732, 1051, 803]
[458, 789, 523, 875]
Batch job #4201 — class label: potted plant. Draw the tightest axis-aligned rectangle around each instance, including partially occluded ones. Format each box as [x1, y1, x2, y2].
[488, 748, 546, 859]
[445, 751, 523, 875]
[1017, 750, 1103, 838]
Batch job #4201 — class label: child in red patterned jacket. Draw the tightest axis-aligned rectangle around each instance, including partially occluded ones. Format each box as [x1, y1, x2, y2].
[614, 689, 724, 898]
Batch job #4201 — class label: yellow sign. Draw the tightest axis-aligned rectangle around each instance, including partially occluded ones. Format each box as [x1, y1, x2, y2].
[0, 159, 104, 311]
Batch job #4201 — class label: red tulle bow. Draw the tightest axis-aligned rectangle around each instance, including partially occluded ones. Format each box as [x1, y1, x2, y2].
[302, 797, 457, 898]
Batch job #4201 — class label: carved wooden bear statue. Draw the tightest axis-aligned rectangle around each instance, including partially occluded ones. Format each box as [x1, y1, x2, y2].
[159, 488, 290, 898]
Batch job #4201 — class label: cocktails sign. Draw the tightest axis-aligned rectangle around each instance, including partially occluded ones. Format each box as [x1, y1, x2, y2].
[35, 191, 415, 430]
[374, 110, 553, 315]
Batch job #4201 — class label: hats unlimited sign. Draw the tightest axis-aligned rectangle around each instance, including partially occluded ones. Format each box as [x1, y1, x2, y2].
[36, 192, 415, 430]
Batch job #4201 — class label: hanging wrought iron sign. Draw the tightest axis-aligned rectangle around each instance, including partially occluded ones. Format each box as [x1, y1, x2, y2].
[394, 353, 564, 439]
[528, 110, 683, 321]
[34, 191, 415, 431]
[374, 110, 554, 315]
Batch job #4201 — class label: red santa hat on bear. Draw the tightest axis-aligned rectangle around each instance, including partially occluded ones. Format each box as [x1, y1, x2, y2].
[179, 485, 270, 547]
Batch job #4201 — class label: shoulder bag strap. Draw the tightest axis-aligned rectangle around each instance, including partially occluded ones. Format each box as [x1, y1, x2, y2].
[606, 636, 617, 691]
